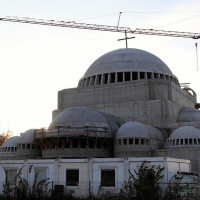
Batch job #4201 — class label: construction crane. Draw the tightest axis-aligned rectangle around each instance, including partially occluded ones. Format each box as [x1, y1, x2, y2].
[0, 16, 199, 69]
[1, 16, 200, 39]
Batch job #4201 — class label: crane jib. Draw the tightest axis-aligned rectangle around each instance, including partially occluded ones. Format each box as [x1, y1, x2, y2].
[1, 16, 200, 39]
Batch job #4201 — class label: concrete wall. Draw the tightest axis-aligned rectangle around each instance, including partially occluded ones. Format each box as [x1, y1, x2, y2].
[53, 79, 196, 128]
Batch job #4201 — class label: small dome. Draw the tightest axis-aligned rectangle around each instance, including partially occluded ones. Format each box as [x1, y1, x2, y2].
[19, 129, 35, 143]
[1, 136, 20, 147]
[165, 126, 200, 149]
[116, 121, 165, 140]
[169, 126, 200, 140]
[82, 48, 174, 79]
[49, 106, 124, 137]
[177, 107, 200, 122]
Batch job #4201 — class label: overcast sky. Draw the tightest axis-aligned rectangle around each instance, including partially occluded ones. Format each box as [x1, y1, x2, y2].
[0, 0, 200, 135]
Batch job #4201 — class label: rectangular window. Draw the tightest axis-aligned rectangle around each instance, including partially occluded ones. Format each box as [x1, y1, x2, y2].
[135, 139, 139, 145]
[66, 169, 79, 186]
[101, 169, 115, 187]
[129, 139, 133, 145]
[123, 139, 127, 145]
[141, 139, 145, 145]
[6, 170, 17, 185]
[125, 72, 130, 81]
[35, 169, 46, 184]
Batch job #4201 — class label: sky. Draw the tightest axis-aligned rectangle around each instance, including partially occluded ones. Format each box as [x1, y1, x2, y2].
[0, 0, 200, 135]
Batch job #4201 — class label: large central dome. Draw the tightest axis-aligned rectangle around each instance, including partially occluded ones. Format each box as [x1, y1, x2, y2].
[78, 48, 178, 87]
[84, 48, 173, 78]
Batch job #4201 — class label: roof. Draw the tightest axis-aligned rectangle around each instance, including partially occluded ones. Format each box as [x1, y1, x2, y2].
[1, 136, 20, 147]
[49, 106, 124, 137]
[19, 129, 35, 143]
[177, 107, 200, 122]
[116, 121, 165, 140]
[169, 126, 200, 140]
[82, 48, 174, 79]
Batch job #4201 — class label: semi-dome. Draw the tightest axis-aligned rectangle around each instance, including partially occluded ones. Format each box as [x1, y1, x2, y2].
[177, 107, 200, 122]
[78, 48, 179, 87]
[165, 126, 200, 148]
[116, 121, 165, 141]
[19, 129, 35, 143]
[49, 106, 124, 137]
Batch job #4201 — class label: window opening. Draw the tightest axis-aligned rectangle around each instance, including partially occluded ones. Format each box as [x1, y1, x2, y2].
[96, 75, 102, 85]
[90, 76, 95, 86]
[140, 72, 145, 79]
[59, 141, 62, 148]
[81, 139, 86, 148]
[97, 139, 101, 148]
[103, 74, 108, 84]
[180, 139, 183, 145]
[135, 139, 139, 145]
[123, 139, 126, 145]
[118, 139, 121, 145]
[166, 75, 170, 80]
[85, 78, 90, 86]
[125, 72, 130, 81]
[176, 139, 179, 145]
[110, 73, 115, 83]
[129, 139, 133, 145]
[22, 144, 25, 149]
[146, 139, 149, 145]
[117, 72, 123, 82]
[170, 77, 174, 82]
[147, 72, 151, 79]
[101, 169, 115, 187]
[194, 139, 197, 145]
[141, 139, 145, 145]
[27, 144, 30, 149]
[89, 139, 93, 148]
[6, 170, 17, 185]
[132, 72, 138, 80]
[185, 139, 188, 145]
[189, 139, 193, 145]
[73, 139, 78, 148]
[160, 74, 165, 79]
[154, 73, 159, 79]
[35, 169, 47, 184]
[66, 169, 79, 186]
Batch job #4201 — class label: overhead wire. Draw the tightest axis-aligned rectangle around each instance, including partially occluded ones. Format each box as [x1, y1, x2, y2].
[153, 14, 200, 29]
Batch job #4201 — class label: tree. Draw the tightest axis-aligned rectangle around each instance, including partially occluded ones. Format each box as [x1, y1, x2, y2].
[0, 130, 12, 146]
[122, 160, 165, 200]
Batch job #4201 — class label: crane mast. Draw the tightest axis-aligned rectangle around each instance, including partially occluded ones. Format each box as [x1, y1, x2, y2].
[1, 16, 200, 39]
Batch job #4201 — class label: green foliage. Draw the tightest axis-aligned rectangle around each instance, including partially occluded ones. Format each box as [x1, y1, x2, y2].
[122, 160, 165, 200]
[2, 165, 50, 200]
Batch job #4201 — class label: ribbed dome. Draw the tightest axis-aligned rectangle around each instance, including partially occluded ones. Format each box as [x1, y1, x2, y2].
[177, 107, 200, 122]
[19, 129, 35, 143]
[116, 121, 165, 140]
[169, 126, 200, 140]
[82, 48, 174, 79]
[49, 106, 124, 133]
